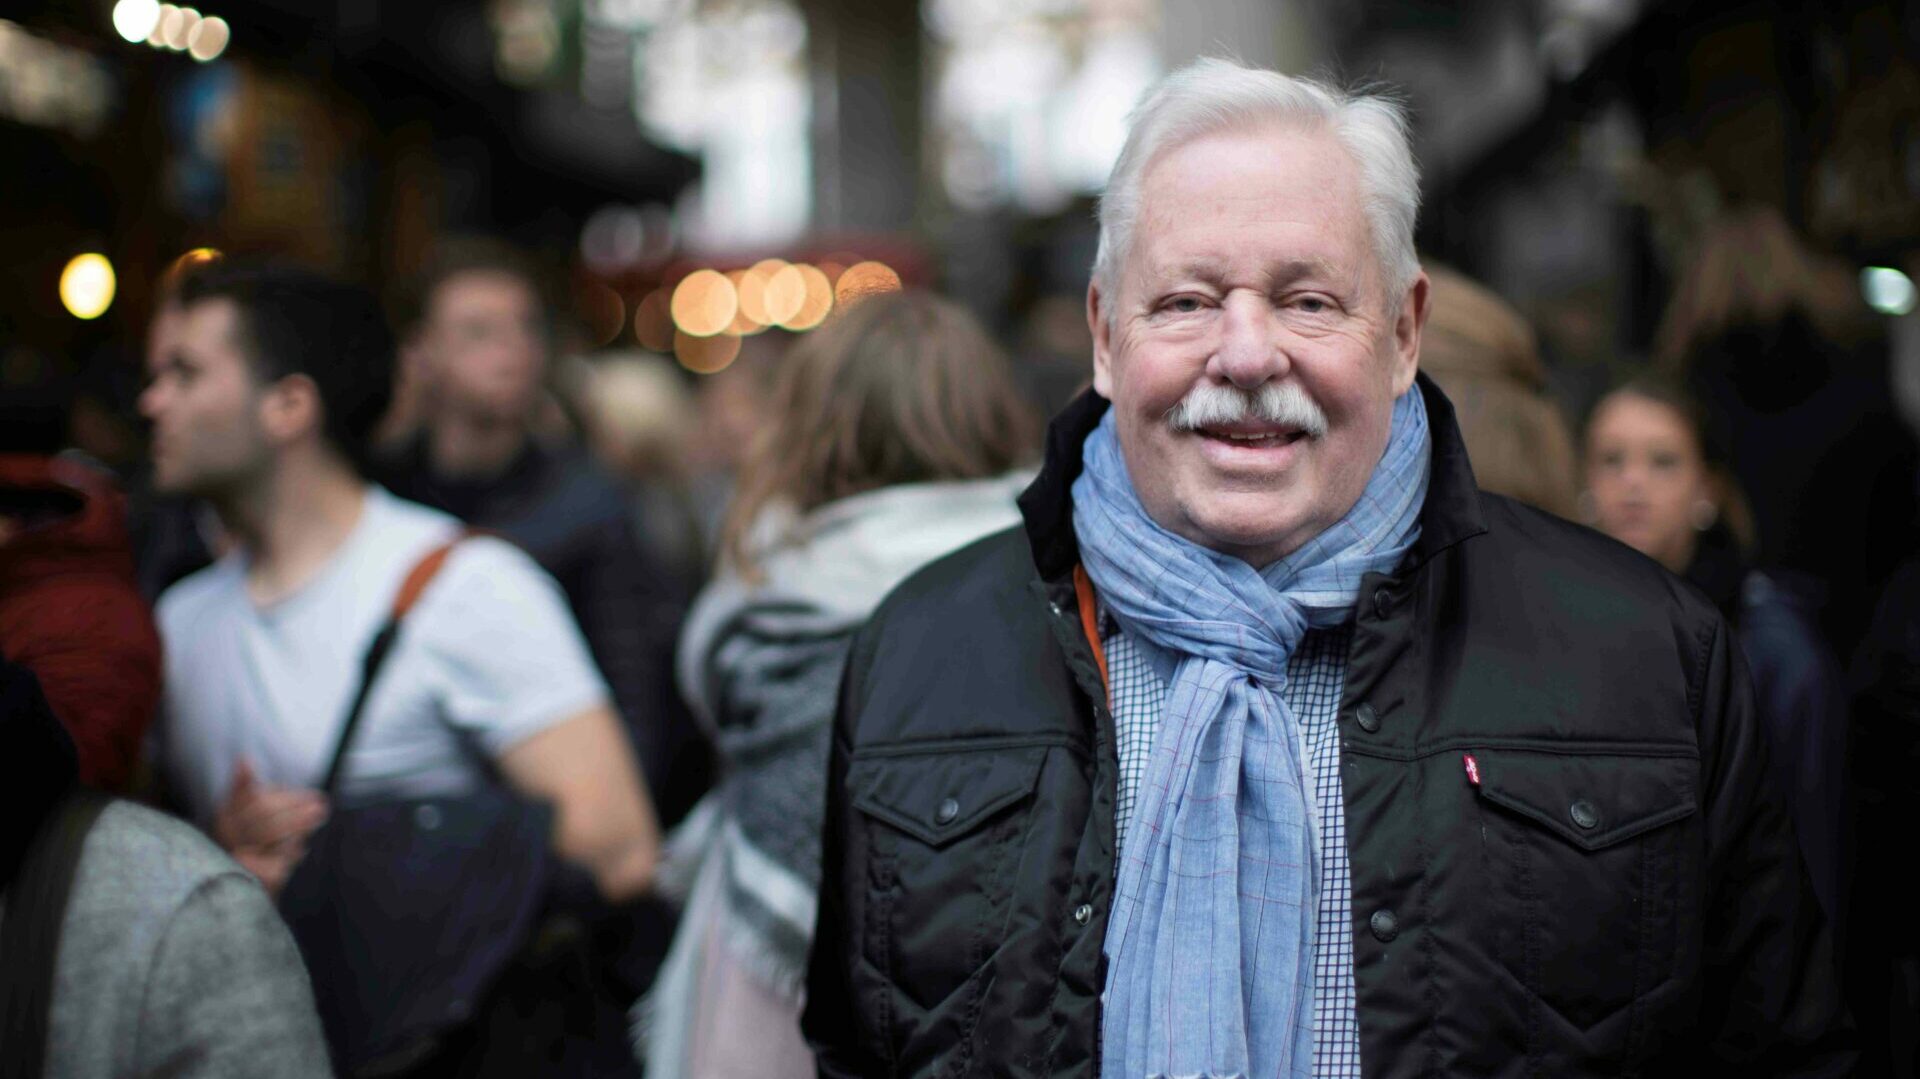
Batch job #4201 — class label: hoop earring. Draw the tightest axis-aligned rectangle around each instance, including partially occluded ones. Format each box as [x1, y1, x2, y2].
[1689, 498, 1718, 532]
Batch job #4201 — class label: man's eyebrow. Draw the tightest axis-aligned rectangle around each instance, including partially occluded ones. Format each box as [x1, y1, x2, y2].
[1148, 255, 1344, 284]
[1155, 256, 1228, 282]
[1269, 256, 1341, 282]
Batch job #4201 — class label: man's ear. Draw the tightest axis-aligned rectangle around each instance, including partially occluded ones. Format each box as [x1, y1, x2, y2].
[259, 373, 324, 448]
[1389, 270, 1430, 395]
[1088, 281, 1116, 400]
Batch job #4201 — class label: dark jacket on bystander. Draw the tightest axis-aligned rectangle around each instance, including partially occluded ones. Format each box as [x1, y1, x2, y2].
[378, 437, 711, 824]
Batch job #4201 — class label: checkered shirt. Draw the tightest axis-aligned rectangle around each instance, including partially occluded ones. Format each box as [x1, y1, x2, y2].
[1103, 612, 1362, 1078]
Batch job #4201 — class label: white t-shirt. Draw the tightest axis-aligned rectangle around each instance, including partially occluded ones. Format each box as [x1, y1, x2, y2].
[154, 486, 611, 825]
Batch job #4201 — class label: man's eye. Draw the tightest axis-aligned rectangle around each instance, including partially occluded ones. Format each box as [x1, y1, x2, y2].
[1294, 296, 1330, 314]
[1165, 297, 1202, 314]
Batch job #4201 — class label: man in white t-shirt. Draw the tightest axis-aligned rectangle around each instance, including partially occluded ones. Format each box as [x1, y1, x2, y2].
[140, 264, 659, 902]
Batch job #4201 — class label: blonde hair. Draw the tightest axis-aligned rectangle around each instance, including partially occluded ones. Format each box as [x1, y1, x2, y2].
[580, 353, 696, 478]
[1420, 266, 1579, 519]
[1654, 204, 1869, 367]
[721, 291, 1039, 575]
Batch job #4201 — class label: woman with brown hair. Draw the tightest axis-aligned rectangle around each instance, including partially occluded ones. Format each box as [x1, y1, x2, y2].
[644, 290, 1038, 1077]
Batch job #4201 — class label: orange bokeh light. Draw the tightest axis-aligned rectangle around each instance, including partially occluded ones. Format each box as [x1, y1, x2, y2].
[633, 288, 673, 352]
[670, 269, 738, 337]
[780, 264, 835, 331]
[726, 269, 769, 335]
[579, 282, 626, 348]
[833, 261, 902, 309]
[674, 328, 743, 374]
[162, 247, 223, 291]
[762, 263, 808, 326]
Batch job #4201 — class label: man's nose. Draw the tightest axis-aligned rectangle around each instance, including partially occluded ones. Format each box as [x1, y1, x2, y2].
[1208, 292, 1288, 389]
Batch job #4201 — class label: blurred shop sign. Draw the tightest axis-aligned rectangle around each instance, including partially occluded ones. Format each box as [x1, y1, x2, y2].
[0, 21, 116, 138]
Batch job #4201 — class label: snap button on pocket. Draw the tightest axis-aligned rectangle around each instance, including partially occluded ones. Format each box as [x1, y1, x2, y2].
[1074, 903, 1093, 926]
[1370, 909, 1399, 942]
[935, 797, 960, 825]
[414, 803, 442, 831]
[1569, 799, 1601, 831]
[1354, 703, 1380, 733]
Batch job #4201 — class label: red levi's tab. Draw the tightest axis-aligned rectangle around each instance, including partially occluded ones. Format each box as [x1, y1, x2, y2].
[1463, 753, 1482, 787]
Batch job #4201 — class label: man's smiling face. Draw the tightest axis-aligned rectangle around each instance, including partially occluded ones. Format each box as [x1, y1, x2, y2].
[1090, 121, 1426, 566]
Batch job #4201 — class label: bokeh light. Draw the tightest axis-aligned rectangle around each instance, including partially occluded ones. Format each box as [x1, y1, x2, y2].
[60, 253, 117, 320]
[725, 269, 769, 335]
[581, 205, 646, 274]
[633, 288, 674, 352]
[1862, 267, 1917, 317]
[163, 6, 199, 50]
[762, 263, 808, 326]
[164, 246, 222, 285]
[674, 328, 742, 374]
[780, 264, 834, 331]
[737, 258, 786, 326]
[186, 14, 228, 61]
[670, 268, 737, 337]
[113, 0, 162, 43]
[834, 261, 902, 309]
[149, 4, 178, 47]
[578, 281, 626, 348]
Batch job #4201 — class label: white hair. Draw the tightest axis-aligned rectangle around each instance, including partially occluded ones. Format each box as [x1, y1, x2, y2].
[1092, 58, 1422, 320]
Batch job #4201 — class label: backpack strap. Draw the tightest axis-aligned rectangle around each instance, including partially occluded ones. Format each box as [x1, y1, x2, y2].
[0, 789, 114, 1079]
[317, 532, 473, 797]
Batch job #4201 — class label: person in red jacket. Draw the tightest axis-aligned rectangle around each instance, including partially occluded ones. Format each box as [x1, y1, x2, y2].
[0, 450, 162, 791]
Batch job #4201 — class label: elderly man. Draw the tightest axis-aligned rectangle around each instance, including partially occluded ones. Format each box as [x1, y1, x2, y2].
[801, 59, 1848, 1077]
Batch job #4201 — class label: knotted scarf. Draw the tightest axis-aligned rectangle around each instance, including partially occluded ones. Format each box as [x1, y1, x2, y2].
[1073, 386, 1430, 1079]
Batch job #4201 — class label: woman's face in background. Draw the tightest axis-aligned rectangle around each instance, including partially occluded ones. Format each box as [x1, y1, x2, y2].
[1584, 391, 1712, 573]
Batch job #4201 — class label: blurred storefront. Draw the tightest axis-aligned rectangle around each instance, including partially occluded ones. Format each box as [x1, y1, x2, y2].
[2, 0, 698, 411]
[6, 0, 1916, 419]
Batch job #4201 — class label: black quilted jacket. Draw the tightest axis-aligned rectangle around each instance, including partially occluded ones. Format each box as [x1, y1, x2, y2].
[802, 378, 1852, 1077]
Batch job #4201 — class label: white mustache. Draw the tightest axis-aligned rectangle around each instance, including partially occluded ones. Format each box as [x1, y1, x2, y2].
[1165, 381, 1329, 438]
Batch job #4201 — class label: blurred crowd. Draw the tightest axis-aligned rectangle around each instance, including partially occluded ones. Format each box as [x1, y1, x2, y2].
[4, 192, 1920, 1076]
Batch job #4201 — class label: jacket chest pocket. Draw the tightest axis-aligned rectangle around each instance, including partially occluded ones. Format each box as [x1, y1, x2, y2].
[848, 743, 1051, 1016]
[1470, 748, 1699, 1035]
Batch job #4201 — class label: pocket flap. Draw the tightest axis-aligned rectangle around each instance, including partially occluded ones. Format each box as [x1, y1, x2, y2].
[849, 744, 1049, 848]
[1472, 748, 1698, 851]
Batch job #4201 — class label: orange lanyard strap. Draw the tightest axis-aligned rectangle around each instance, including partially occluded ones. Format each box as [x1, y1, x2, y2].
[1072, 563, 1111, 704]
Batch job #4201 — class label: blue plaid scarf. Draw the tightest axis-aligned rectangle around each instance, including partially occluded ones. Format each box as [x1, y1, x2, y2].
[1074, 387, 1430, 1079]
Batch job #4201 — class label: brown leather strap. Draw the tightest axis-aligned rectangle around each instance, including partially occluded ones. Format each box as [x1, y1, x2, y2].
[1072, 564, 1110, 705]
[317, 530, 476, 795]
[391, 536, 465, 621]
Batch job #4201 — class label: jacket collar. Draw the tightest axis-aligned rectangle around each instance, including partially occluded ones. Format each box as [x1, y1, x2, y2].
[1016, 372, 1489, 582]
